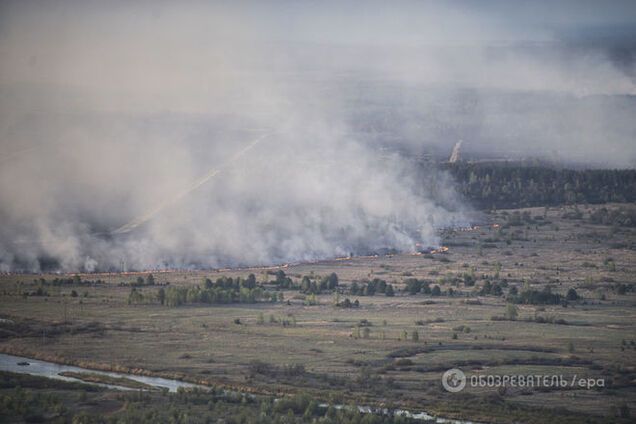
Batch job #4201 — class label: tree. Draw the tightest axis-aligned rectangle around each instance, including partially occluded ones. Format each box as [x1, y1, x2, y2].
[128, 288, 143, 305]
[327, 272, 339, 290]
[362, 327, 371, 339]
[146, 274, 155, 285]
[495, 262, 502, 276]
[165, 286, 185, 307]
[385, 284, 395, 297]
[309, 281, 318, 294]
[566, 288, 579, 301]
[504, 303, 519, 320]
[275, 269, 286, 281]
[157, 287, 166, 305]
[245, 273, 257, 289]
[463, 272, 476, 287]
[300, 276, 311, 293]
[431, 285, 442, 296]
[411, 330, 419, 342]
[204, 278, 213, 289]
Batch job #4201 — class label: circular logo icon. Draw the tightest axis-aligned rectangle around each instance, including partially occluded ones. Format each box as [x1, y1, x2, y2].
[442, 368, 466, 393]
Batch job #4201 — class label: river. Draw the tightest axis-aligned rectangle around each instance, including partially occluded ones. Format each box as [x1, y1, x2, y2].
[0, 353, 484, 423]
[0, 353, 204, 392]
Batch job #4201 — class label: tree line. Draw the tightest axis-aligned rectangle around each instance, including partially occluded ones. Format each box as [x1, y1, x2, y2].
[445, 162, 636, 209]
[128, 274, 284, 306]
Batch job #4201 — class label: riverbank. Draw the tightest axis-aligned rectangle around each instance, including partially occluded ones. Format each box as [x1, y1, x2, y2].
[58, 371, 160, 391]
[1, 353, 486, 424]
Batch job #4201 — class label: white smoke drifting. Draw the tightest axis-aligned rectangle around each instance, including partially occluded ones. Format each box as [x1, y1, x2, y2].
[0, 102, 462, 272]
[0, 1, 464, 272]
[0, 1, 634, 271]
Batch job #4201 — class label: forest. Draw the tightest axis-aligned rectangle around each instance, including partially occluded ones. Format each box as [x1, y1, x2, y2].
[445, 162, 636, 210]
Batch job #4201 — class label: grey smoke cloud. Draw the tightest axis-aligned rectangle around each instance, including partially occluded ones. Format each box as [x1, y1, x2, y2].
[0, 0, 635, 271]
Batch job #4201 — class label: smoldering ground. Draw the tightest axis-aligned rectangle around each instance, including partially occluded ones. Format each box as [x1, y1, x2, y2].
[0, 1, 635, 272]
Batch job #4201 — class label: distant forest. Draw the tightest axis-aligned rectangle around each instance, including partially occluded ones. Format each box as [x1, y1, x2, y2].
[445, 162, 636, 210]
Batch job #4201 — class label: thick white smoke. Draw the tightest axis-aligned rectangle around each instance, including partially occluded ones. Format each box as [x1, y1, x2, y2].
[0, 1, 465, 271]
[0, 104, 463, 272]
[1, 1, 634, 271]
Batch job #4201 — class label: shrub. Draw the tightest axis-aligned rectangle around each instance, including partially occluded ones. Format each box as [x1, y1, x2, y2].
[504, 304, 519, 320]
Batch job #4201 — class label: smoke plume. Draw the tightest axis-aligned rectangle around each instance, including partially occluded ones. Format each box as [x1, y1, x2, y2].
[0, 1, 634, 271]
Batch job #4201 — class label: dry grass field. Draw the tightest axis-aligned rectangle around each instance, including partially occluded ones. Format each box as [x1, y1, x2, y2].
[1, 204, 635, 423]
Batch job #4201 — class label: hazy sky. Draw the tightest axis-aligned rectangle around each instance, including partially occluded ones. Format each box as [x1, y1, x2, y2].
[1, 1, 635, 100]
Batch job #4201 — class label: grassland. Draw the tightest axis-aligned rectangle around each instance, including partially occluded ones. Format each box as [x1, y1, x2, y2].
[1, 204, 635, 423]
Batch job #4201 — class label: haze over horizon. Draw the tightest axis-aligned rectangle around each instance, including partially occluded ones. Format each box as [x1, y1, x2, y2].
[1, 0, 635, 272]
